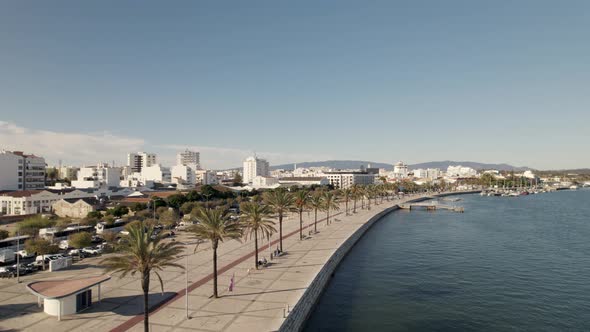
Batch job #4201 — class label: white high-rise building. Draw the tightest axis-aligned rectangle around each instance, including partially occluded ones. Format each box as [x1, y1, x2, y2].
[176, 149, 200, 169]
[141, 164, 171, 184]
[0, 150, 46, 191]
[243, 156, 270, 184]
[393, 161, 409, 179]
[127, 152, 157, 173]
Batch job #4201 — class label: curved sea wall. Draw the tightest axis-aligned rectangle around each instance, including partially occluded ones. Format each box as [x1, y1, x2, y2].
[278, 204, 400, 332]
[278, 190, 480, 332]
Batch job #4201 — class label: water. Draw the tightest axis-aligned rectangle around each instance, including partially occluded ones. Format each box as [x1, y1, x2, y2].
[304, 189, 590, 331]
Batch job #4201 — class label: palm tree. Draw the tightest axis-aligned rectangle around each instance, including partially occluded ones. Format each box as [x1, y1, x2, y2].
[351, 185, 361, 213]
[341, 188, 352, 215]
[322, 191, 340, 225]
[100, 223, 184, 332]
[263, 189, 295, 252]
[308, 191, 324, 233]
[240, 202, 276, 269]
[189, 207, 242, 298]
[293, 190, 310, 240]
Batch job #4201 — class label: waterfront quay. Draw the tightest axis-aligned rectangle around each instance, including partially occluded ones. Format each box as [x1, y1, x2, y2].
[0, 192, 467, 332]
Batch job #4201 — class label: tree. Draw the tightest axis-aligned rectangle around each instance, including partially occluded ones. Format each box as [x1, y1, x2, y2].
[322, 191, 340, 225]
[16, 216, 56, 237]
[87, 211, 103, 220]
[69, 232, 92, 254]
[25, 238, 59, 270]
[180, 201, 198, 215]
[158, 209, 178, 228]
[186, 190, 201, 202]
[240, 202, 276, 269]
[308, 192, 324, 233]
[341, 188, 352, 215]
[262, 189, 295, 252]
[167, 193, 187, 210]
[107, 205, 129, 218]
[232, 172, 243, 186]
[351, 185, 361, 213]
[0, 229, 9, 240]
[101, 231, 118, 252]
[189, 207, 242, 298]
[131, 203, 147, 212]
[293, 190, 310, 240]
[100, 223, 184, 332]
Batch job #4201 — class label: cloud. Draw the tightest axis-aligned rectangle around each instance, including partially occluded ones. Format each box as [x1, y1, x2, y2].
[0, 121, 145, 166]
[0, 121, 330, 169]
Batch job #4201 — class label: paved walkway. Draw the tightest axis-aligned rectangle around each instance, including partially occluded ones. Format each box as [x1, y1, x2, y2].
[0, 193, 435, 332]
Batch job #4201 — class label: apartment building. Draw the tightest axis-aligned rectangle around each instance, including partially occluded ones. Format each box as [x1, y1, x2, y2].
[0, 150, 46, 191]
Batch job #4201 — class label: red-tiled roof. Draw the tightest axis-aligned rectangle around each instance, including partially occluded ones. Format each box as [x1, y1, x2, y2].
[0, 190, 44, 198]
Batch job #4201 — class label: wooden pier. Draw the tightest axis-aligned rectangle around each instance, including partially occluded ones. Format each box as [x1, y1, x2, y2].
[398, 202, 465, 213]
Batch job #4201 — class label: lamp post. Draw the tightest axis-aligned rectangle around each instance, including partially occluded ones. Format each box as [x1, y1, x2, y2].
[16, 231, 20, 283]
[180, 240, 200, 319]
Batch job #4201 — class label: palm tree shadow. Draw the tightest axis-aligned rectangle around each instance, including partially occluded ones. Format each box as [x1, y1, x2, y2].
[222, 287, 307, 298]
[89, 292, 177, 316]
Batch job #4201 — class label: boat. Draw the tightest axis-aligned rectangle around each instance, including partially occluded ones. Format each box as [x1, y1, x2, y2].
[570, 185, 579, 190]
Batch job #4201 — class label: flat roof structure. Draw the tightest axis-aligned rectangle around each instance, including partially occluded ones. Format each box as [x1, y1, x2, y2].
[27, 275, 111, 299]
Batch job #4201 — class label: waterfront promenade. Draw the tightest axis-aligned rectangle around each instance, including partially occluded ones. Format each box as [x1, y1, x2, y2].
[0, 192, 455, 332]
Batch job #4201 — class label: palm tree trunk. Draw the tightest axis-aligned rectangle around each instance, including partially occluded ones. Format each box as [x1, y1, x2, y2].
[326, 210, 330, 226]
[254, 229, 259, 269]
[345, 200, 349, 215]
[213, 246, 218, 298]
[353, 199, 357, 213]
[142, 272, 150, 332]
[314, 209, 317, 233]
[299, 211, 303, 240]
[278, 213, 283, 252]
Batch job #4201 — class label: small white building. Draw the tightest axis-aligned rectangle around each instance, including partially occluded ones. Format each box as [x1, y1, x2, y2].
[141, 164, 171, 184]
[251, 176, 279, 189]
[27, 275, 111, 320]
[323, 171, 375, 189]
[71, 164, 122, 189]
[392, 161, 409, 179]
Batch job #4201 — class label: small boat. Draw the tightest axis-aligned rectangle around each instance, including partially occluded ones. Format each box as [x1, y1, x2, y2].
[570, 185, 578, 190]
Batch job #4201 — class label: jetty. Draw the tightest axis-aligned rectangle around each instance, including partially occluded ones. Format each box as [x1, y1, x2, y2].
[399, 202, 465, 213]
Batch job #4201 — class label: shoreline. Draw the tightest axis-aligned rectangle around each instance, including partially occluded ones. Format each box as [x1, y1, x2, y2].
[279, 190, 479, 332]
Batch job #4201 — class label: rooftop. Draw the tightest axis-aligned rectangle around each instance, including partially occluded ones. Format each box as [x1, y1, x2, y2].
[27, 275, 111, 299]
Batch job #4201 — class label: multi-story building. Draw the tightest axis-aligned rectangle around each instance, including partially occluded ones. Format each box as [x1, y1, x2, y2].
[243, 156, 270, 184]
[176, 150, 200, 169]
[141, 164, 171, 184]
[196, 169, 219, 185]
[58, 166, 79, 180]
[393, 161, 409, 179]
[171, 164, 197, 187]
[71, 163, 122, 189]
[324, 171, 375, 189]
[446, 165, 477, 178]
[127, 152, 157, 173]
[0, 150, 46, 191]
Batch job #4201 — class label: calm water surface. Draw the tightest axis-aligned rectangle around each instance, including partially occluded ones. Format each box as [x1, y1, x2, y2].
[304, 189, 590, 331]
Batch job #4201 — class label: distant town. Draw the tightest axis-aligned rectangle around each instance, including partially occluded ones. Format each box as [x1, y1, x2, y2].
[1, 148, 588, 218]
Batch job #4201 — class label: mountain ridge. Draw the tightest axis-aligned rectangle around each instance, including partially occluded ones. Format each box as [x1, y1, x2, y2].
[269, 160, 531, 171]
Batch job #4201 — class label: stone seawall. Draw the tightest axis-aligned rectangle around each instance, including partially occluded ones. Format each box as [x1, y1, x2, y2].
[278, 204, 400, 332]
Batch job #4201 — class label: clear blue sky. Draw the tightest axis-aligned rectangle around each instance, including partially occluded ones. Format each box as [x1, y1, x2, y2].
[1, 1, 589, 169]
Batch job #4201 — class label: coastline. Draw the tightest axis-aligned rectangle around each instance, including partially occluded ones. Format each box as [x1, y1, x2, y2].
[279, 190, 479, 332]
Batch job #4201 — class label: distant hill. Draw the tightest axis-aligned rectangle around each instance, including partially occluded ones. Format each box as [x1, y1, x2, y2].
[270, 160, 529, 171]
[270, 160, 392, 171]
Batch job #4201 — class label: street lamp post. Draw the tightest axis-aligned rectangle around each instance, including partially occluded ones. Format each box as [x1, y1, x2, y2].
[181, 241, 200, 319]
[16, 231, 20, 283]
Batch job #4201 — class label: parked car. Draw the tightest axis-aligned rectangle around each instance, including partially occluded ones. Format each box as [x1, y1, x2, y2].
[58, 240, 70, 250]
[11, 263, 35, 275]
[16, 250, 35, 259]
[81, 247, 102, 255]
[67, 249, 85, 257]
[0, 266, 16, 278]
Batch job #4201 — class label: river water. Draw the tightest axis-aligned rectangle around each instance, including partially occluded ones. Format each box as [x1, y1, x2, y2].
[304, 189, 590, 331]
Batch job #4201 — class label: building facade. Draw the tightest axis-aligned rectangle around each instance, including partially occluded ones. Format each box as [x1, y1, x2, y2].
[0, 150, 46, 191]
[243, 156, 270, 184]
[176, 150, 200, 168]
[127, 152, 157, 173]
[52, 198, 99, 219]
[71, 164, 122, 189]
[324, 171, 375, 189]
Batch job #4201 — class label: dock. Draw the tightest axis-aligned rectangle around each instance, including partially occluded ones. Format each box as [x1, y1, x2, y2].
[399, 202, 465, 213]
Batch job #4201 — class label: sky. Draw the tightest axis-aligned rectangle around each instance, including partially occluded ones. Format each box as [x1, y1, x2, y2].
[1, 1, 589, 170]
